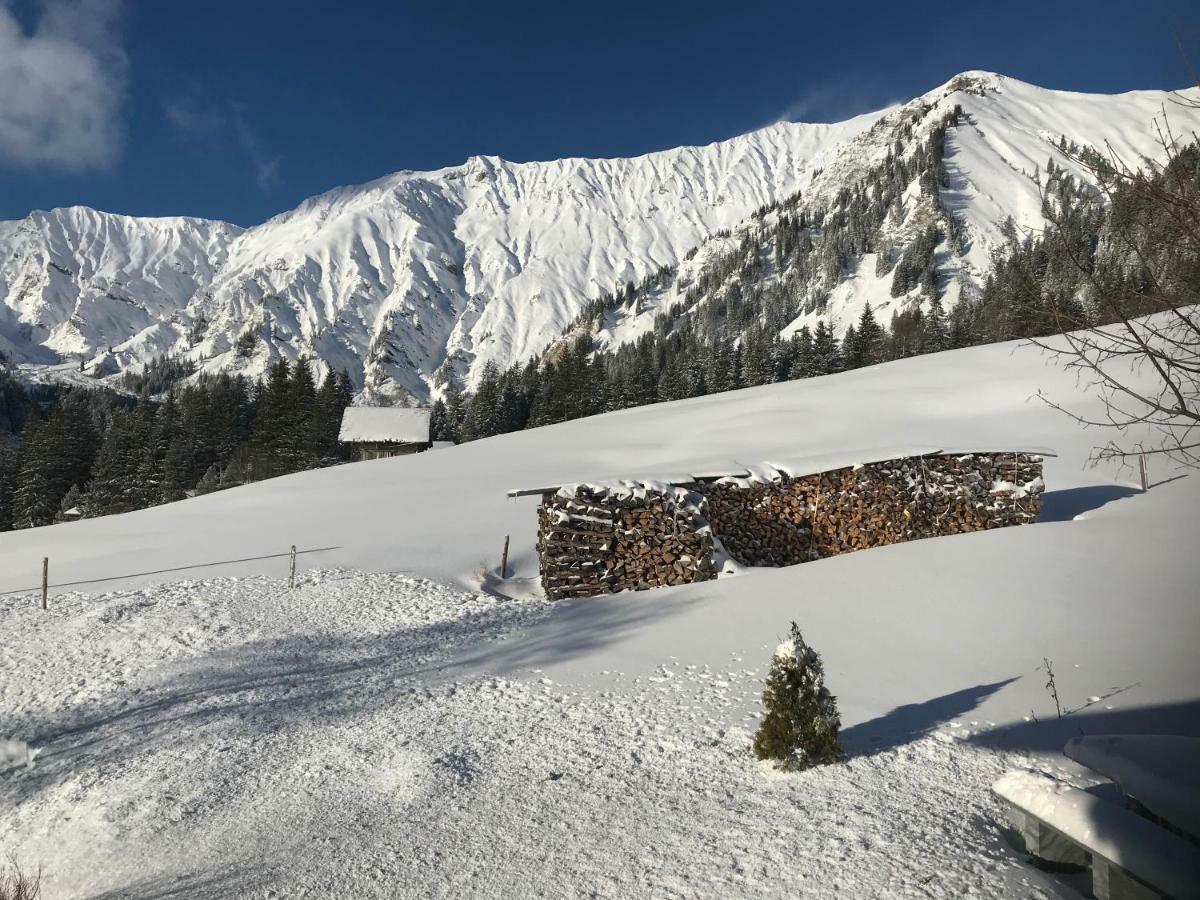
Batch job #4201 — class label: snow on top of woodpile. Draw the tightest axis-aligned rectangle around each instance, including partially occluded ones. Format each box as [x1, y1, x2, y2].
[338, 407, 431, 443]
[507, 446, 1056, 496]
[765, 445, 1056, 481]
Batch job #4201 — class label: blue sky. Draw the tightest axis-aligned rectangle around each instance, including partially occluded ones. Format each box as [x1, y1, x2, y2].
[1, 0, 1196, 225]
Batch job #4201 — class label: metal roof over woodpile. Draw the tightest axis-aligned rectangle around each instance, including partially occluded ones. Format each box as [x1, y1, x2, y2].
[338, 407, 432, 444]
[505, 445, 1057, 497]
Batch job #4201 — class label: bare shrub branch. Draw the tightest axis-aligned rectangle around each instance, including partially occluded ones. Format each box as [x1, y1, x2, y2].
[1031, 89, 1200, 469]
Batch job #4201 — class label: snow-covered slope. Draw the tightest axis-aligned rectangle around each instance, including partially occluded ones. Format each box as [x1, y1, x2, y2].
[2, 331, 1197, 897]
[591, 72, 1200, 350]
[1, 72, 1196, 399]
[0, 113, 882, 398]
[0, 209, 240, 365]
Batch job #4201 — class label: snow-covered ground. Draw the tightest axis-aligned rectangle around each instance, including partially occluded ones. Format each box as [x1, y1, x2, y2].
[2, 333, 1198, 897]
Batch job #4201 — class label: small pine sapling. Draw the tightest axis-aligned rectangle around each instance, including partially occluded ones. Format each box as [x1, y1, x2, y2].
[752, 622, 843, 771]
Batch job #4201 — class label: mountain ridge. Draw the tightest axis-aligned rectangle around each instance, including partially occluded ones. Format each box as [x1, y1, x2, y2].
[1, 70, 1195, 400]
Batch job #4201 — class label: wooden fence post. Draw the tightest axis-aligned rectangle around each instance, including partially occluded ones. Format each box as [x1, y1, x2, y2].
[500, 535, 510, 579]
[1138, 454, 1149, 492]
[41, 557, 48, 610]
[289, 545, 297, 589]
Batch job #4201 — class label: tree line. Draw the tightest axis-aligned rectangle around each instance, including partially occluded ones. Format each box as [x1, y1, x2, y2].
[0, 360, 354, 531]
[430, 296, 958, 442]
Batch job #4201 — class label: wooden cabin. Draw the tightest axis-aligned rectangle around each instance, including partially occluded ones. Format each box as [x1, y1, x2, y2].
[338, 407, 433, 460]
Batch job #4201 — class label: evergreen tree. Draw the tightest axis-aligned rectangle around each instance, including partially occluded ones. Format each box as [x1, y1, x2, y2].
[462, 361, 503, 440]
[311, 368, 353, 462]
[249, 359, 292, 480]
[843, 304, 886, 369]
[54, 483, 85, 522]
[128, 398, 171, 508]
[438, 382, 466, 442]
[496, 373, 526, 433]
[11, 465, 52, 529]
[789, 326, 815, 380]
[921, 296, 950, 353]
[0, 443, 16, 531]
[886, 308, 924, 359]
[161, 394, 197, 503]
[429, 398, 453, 442]
[84, 404, 154, 516]
[708, 340, 736, 393]
[948, 301, 979, 349]
[12, 399, 98, 527]
[811, 320, 841, 376]
[235, 328, 258, 357]
[216, 444, 255, 490]
[0, 368, 34, 436]
[282, 358, 318, 470]
[840, 324, 858, 369]
[752, 622, 843, 771]
[195, 462, 223, 496]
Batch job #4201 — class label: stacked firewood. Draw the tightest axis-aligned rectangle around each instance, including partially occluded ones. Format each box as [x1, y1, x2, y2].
[695, 453, 1044, 562]
[538, 485, 716, 601]
[611, 498, 715, 591]
[697, 481, 816, 566]
[787, 466, 916, 558]
[536, 492, 616, 600]
[534, 453, 1044, 599]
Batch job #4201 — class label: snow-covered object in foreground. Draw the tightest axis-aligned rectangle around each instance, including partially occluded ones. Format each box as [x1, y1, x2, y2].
[1065, 734, 1200, 840]
[993, 770, 1200, 899]
[3, 72, 1197, 399]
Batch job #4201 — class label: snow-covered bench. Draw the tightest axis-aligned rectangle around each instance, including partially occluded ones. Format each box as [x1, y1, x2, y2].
[1064, 735, 1200, 843]
[993, 770, 1200, 900]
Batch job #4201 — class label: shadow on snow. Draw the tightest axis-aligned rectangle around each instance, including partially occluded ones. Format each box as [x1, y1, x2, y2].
[12, 591, 693, 786]
[840, 678, 1017, 756]
[1038, 485, 1140, 523]
[967, 698, 1200, 753]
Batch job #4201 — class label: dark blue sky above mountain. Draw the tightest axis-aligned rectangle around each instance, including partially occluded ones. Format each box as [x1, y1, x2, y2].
[1, 0, 1196, 225]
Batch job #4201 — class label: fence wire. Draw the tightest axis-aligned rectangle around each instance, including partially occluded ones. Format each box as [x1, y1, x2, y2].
[0, 546, 341, 598]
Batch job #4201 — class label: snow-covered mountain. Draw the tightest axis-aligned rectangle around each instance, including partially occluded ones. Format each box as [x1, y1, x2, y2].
[1, 71, 1195, 398]
[587, 72, 1200, 355]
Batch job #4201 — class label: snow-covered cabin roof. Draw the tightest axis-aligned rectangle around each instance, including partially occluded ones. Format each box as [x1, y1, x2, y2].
[506, 445, 1057, 497]
[338, 407, 431, 444]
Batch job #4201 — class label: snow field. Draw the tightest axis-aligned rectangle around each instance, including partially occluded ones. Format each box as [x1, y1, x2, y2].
[0, 327, 1197, 897]
[3, 569, 1073, 898]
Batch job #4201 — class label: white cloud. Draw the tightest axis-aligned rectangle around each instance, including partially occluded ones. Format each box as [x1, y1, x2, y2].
[0, 0, 127, 170]
[775, 74, 902, 125]
[165, 97, 225, 139]
[231, 103, 281, 191]
[166, 93, 282, 191]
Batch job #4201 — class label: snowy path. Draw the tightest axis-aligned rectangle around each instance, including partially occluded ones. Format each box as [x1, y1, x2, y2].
[4, 570, 1079, 899]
